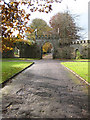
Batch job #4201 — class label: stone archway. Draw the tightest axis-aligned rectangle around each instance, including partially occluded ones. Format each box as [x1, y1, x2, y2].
[35, 35, 60, 59]
[41, 41, 54, 59]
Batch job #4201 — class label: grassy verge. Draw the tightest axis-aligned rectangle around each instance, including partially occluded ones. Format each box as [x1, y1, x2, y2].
[61, 62, 89, 83]
[2, 58, 39, 61]
[1, 61, 33, 84]
[73, 59, 90, 62]
[56, 59, 90, 62]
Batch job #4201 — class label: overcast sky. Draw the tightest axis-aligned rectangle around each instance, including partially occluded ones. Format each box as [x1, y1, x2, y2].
[27, 0, 89, 40]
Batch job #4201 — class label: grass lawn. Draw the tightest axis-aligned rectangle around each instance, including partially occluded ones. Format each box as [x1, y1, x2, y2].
[2, 58, 39, 61]
[1, 61, 33, 84]
[61, 62, 90, 83]
[56, 59, 90, 62]
[73, 59, 90, 62]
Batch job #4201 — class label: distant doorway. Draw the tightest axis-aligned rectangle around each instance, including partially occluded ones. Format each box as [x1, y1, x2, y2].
[41, 42, 54, 59]
[14, 47, 20, 58]
[75, 49, 81, 59]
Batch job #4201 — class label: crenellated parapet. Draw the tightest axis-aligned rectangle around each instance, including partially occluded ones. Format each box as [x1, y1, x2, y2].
[70, 40, 90, 45]
[36, 35, 59, 40]
[36, 35, 90, 45]
[59, 40, 90, 46]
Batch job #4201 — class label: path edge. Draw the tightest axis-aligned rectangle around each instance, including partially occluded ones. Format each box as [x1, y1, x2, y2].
[0, 62, 34, 88]
[61, 63, 90, 86]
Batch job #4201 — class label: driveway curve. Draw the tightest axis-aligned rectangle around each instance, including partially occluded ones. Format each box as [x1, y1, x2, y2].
[1, 60, 89, 118]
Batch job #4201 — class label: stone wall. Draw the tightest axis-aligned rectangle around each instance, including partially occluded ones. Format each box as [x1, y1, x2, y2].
[54, 46, 74, 59]
[70, 40, 90, 59]
[35, 35, 90, 59]
[2, 36, 90, 59]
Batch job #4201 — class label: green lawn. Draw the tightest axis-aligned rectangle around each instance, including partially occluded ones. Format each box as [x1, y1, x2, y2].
[2, 58, 39, 61]
[56, 59, 90, 62]
[1, 61, 33, 84]
[73, 59, 90, 62]
[61, 62, 90, 83]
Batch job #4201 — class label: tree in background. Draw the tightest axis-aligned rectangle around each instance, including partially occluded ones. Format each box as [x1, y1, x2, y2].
[49, 12, 81, 44]
[42, 42, 53, 53]
[26, 18, 52, 41]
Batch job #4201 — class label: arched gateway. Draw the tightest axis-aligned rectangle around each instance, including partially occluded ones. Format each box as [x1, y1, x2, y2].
[35, 35, 60, 59]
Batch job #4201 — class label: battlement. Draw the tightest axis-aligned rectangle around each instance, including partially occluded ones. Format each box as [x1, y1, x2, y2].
[36, 34, 90, 45]
[70, 40, 90, 45]
[59, 40, 90, 46]
[36, 35, 59, 40]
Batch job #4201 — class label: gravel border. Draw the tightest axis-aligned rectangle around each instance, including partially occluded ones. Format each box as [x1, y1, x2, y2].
[61, 64, 90, 86]
[0, 62, 34, 88]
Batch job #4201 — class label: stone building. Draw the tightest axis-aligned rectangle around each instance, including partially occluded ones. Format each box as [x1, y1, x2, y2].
[2, 35, 90, 59]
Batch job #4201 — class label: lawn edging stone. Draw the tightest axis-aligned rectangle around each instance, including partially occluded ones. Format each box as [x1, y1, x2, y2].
[1, 62, 34, 88]
[61, 63, 90, 86]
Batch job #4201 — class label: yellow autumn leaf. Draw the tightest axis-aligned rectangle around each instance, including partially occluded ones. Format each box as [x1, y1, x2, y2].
[11, 10, 13, 12]
[14, 15, 17, 19]
[10, 2, 14, 5]
[10, 48, 13, 50]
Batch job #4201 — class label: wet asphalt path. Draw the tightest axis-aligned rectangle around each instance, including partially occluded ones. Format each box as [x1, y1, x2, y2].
[1, 60, 89, 118]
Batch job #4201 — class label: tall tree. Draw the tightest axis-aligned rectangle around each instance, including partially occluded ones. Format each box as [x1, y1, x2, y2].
[49, 12, 81, 43]
[26, 18, 52, 41]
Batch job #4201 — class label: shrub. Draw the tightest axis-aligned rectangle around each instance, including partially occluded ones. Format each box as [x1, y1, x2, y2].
[76, 50, 82, 59]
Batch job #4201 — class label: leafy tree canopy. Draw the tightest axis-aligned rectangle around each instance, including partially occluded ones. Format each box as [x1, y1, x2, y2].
[49, 12, 82, 43]
[26, 18, 52, 41]
[42, 42, 53, 53]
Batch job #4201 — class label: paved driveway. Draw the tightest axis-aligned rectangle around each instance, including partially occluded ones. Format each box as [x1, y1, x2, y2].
[42, 53, 53, 59]
[1, 60, 89, 118]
